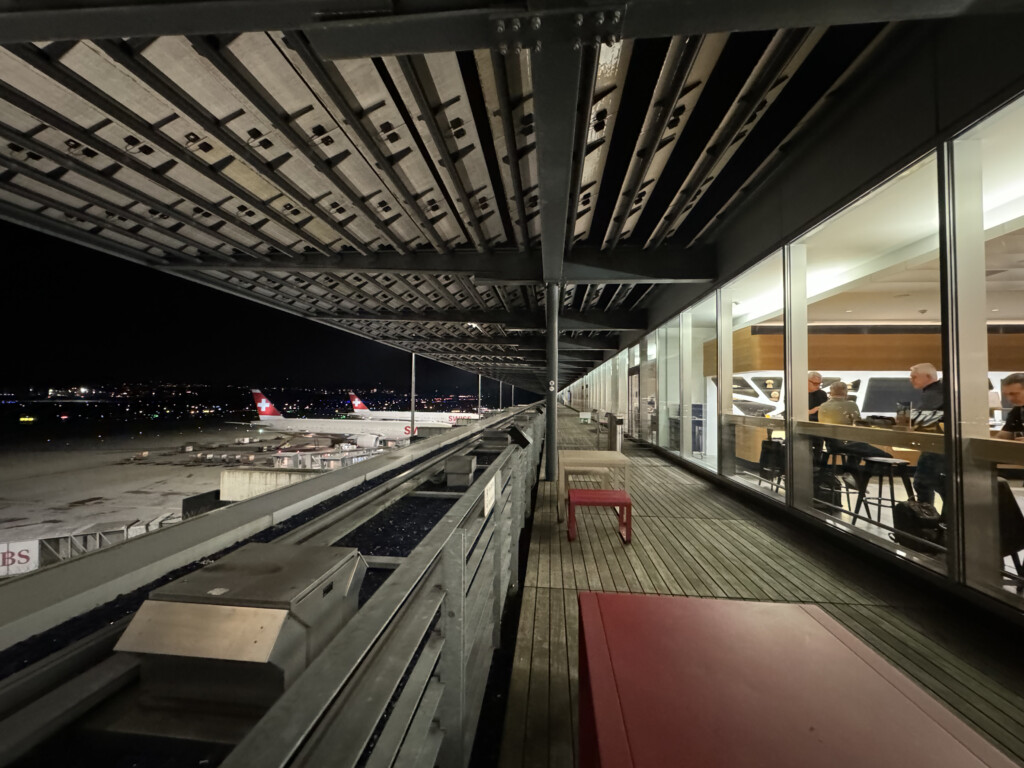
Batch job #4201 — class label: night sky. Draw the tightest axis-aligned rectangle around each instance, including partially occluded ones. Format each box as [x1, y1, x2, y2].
[2, 220, 512, 394]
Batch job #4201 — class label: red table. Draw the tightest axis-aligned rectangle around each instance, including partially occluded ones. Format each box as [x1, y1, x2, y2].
[578, 592, 1016, 768]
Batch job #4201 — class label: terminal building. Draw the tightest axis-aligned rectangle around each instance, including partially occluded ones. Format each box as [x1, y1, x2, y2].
[2, 2, 1024, 766]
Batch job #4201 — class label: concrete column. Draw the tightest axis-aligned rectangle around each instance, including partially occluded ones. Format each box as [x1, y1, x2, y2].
[546, 282, 560, 481]
[410, 352, 416, 437]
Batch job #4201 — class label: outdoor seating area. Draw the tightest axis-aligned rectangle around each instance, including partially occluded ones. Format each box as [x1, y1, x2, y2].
[498, 406, 1024, 768]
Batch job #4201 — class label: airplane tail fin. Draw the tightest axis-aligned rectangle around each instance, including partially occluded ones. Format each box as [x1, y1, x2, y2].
[349, 392, 371, 413]
[251, 389, 283, 419]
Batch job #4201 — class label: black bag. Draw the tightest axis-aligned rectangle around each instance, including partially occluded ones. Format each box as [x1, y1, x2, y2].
[891, 500, 946, 552]
[759, 439, 785, 480]
[813, 470, 843, 513]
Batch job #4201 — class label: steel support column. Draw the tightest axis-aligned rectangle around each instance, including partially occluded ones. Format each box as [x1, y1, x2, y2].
[410, 353, 416, 438]
[545, 282, 560, 481]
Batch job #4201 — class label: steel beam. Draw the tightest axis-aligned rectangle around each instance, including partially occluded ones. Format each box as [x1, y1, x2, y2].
[397, 55, 489, 253]
[490, 50, 532, 253]
[161, 244, 716, 283]
[6, 43, 331, 258]
[283, 31, 451, 255]
[300, 1, 1006, 60]
[563, 44, 599, 252]
[533, 42, 584, 283]
[0, 0, 1009, 48]
[188, 34, 407, 253]
[330, 309, 644, 330]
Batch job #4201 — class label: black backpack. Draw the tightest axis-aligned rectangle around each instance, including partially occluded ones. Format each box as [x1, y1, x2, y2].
[758, 439, 785, 480]
[891, 499, 946, 553]
[813, 470, 843, 513]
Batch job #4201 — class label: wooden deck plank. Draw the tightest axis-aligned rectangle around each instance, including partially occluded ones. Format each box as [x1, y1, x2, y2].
[547, 588, 574, 768]
[523, 585, 550, 768]
[498, 584, 537, 768]
[563, 587, 580, 768]
[627, 522, 680, 595]
[498, 408, 1024, 768]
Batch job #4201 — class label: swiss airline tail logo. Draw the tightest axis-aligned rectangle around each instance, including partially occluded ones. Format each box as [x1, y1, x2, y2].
[251, 389, 282, 419]
[349, 392, 370, 412]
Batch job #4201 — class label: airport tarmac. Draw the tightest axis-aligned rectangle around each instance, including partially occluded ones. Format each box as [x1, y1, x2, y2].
[0, 421, 270, 544]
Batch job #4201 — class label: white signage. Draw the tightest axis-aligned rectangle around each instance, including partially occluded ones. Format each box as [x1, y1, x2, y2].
[483, 476, 496, 518]
[0, 540, 39, 577]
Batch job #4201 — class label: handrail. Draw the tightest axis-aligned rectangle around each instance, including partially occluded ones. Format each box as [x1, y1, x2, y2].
[222, 411, 545, 768]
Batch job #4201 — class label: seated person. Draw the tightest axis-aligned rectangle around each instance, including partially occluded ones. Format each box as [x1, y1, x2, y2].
[818, 381, 891, 467]
[995, 372, 1024, 441]
[819, 382, 860, 425]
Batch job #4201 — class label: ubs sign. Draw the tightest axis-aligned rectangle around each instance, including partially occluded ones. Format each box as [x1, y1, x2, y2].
[0, 540, 39, 577]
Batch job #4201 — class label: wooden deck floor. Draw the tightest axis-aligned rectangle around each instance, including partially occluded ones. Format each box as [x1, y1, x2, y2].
[498, 406, 1024, 768]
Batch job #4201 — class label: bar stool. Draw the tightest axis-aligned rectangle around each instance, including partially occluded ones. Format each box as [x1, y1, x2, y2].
[852, 457, 914, 524]
[819, 442, 855, 510]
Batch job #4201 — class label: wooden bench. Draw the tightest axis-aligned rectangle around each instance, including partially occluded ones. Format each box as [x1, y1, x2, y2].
[578, 593, 1019, 768]
[568, 488, 632, 543]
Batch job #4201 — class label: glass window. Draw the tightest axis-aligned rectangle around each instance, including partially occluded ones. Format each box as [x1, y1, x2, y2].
[681, 295, 718, 471]
[720, 252, 785, 497]
[791, 153, 944, 572]
[952, 95, 1024, 602]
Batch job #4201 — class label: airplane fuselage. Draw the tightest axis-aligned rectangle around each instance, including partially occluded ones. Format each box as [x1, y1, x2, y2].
[349, 410, 479, 424]
[254, 416, 448, 439]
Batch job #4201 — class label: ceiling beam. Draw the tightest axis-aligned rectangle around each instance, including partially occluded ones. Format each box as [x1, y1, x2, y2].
[330, 309, 646, 331]
[533, 41, 583, 284]
[366, 335, 620, 351]
[301, 1, 1005, 60]
[0, 0, 1009, 48]
[163, 244, 716, 284]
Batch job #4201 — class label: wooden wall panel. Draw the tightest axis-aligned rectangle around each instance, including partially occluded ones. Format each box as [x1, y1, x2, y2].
[702, 327, 1024, 379]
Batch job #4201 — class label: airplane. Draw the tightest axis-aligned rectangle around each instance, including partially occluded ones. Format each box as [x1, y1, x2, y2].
[249, 390, 448, 448]
[348, 391, 482, 424]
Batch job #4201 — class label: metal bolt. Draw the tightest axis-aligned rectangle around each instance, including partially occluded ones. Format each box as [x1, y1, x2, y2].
[531, 15, 541, 30]
[498, 42, 508, 55]
[496, 19, 505, 33]
[612, 10, 622, 23]
[605, 33, 619, 46]
[575, 13, 584, 25]
[596, 11, 605, 24]
[510, 17, 520, 31]
[512, 41, 522, 54]
[534, 40, 542, 52]
[572, 38, 582, 50]
[593, 34, 602, 46]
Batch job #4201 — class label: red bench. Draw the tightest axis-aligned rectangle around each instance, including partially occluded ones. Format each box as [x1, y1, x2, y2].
[568, 488, 632, 543]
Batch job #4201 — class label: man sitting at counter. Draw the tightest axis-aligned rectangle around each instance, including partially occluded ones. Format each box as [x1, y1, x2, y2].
[818, 381, 892, 466]
[996, 372, 1024, 441]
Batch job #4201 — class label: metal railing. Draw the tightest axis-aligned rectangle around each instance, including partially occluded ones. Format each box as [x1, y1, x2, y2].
[221, 411, 544, 768]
